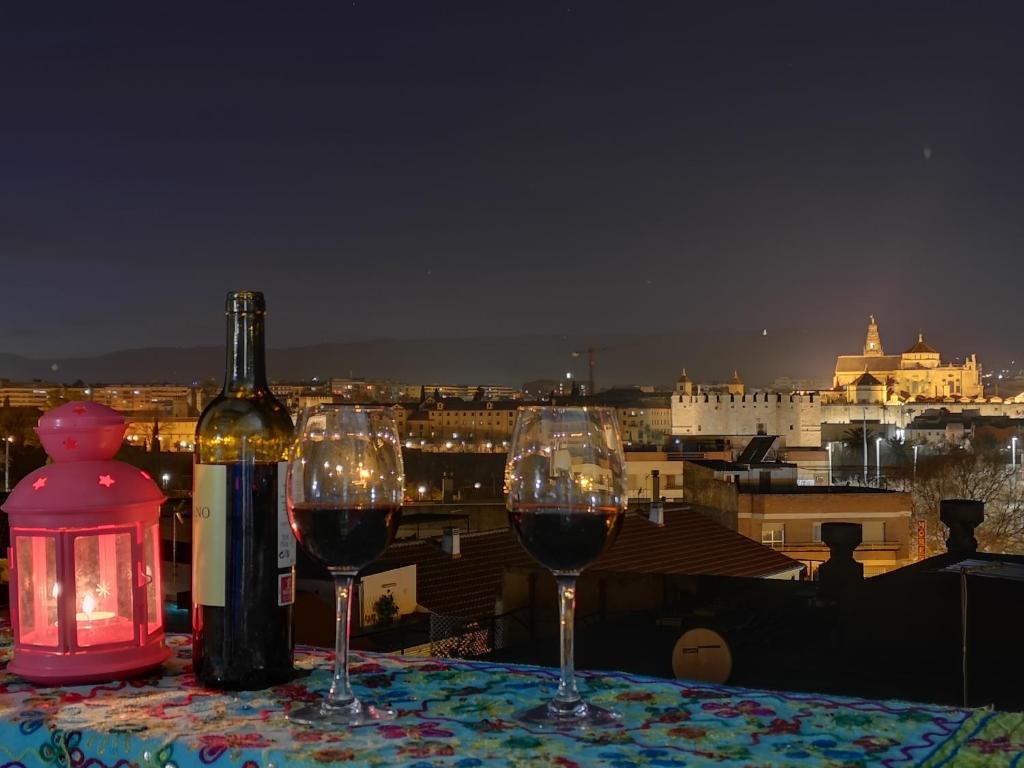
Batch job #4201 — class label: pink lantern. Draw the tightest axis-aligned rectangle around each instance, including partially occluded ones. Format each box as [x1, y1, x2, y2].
[1, 402, 170, 684]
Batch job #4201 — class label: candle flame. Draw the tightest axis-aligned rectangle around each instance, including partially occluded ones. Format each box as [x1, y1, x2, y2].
[82, 593, 95, 616]
[51, 582, 61, 599]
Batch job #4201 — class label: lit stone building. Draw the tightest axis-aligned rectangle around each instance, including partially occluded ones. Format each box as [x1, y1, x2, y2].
[400, 393, 522, 445]
[671, 387, 822, 449]
[832, 316, 982, 400]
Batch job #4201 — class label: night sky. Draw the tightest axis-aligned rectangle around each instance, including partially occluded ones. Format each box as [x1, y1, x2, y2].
[1, 2, 1021, 382]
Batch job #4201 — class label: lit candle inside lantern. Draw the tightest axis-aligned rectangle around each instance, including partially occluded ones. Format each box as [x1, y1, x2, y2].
[76, 593, 116, 623]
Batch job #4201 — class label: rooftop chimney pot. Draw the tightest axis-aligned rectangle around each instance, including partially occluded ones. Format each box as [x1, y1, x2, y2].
[441, 526, 461, 558]
[818, 522, 863, 598]
[940, 499, 984, 556]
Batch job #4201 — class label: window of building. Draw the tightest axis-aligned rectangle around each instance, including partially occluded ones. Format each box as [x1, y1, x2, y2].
[761, 523, 785, 548]
[863, 521, 885, 543]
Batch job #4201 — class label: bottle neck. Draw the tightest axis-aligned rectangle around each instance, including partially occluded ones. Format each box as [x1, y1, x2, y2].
[224, 311, 268, 394]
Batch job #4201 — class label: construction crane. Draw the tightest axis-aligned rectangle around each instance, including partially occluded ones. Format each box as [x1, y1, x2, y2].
[571, 346, 610, 396]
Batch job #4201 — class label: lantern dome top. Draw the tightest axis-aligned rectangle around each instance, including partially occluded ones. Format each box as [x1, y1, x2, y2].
[35, 401, 126, 462]
[3, 460, 165, 515]
[39, 401, 125, 430]
[3, 401, 165, 519]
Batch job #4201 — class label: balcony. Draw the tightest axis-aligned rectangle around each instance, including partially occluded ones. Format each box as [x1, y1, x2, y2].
[768, 540, 903, 553]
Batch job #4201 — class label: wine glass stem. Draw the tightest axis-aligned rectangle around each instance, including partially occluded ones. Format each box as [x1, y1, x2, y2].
[327, 571, 357, 709]
[554, 575, 582, 708]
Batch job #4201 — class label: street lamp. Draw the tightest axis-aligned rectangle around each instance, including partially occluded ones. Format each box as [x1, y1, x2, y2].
[3, 438, 13, 493]
[913, 444, 920, 481]
[862, 408, 869, 485]
[875, 436, 883, 486]
[161, 472, 171, 490]
[826, 442, 833, 486]
[417, 485, 427, 501]
[1012, 436, 1019, 470]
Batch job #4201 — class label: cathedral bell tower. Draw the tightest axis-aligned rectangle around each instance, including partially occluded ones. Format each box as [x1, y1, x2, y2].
[863, 314, 884, 356]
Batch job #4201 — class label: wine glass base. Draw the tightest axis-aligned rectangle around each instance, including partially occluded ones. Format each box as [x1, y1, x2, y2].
[513, 700, 621, 730]
[287, 700, 396, 727]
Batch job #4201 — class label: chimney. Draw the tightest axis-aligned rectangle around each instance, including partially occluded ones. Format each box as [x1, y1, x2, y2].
[651, 469, 660, 500]
[648, 499, 665, 526]
[817, 522, 863, 598]
[442, 472, 454, 504]
[940, 499, 984, 556]
[441, 527, 461, 558]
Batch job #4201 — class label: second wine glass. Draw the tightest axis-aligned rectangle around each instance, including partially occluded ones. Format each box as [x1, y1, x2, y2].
[285, 405, 404, 727]
[506, 406, 628, 728]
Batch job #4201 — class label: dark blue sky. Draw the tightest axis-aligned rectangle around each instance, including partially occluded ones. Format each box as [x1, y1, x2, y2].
[1, 2, 1021, 379]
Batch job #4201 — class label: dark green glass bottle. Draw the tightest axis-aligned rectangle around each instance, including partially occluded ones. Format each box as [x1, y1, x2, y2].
[192, 291, 295, 689]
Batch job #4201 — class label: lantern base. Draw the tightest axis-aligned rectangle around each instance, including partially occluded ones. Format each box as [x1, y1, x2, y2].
[8, 639, 172, 686]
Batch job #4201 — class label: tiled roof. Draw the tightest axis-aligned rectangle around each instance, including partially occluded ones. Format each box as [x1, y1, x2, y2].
[373, 507, 802, 619]
[904, 334, 939, 355]
[852, 371, 883, 387]
[835, 355, 901, 373]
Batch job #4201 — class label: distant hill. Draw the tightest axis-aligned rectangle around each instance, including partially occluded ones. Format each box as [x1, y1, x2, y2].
[0, 333, 840, 389]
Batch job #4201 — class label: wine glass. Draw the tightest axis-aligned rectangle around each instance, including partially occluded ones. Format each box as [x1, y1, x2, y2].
[505, 406, 628, 728]
[285, 405, 404, 726]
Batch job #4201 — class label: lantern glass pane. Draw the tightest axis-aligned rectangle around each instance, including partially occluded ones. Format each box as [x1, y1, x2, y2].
[73, 532, 135, 647]
[144, 523, 163, 635]
[15, 536, 59, 647]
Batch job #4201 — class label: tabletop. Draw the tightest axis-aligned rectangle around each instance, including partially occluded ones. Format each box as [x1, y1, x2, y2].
[0, 632, 1022, 767]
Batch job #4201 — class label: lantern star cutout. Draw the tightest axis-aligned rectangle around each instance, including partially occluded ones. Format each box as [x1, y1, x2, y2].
[98, 474, 116, 488]
[72, 405, 88, 415]
[32, 477, 47, 491]
[96, 581, 111, 599]
[63, 437, 78, 450]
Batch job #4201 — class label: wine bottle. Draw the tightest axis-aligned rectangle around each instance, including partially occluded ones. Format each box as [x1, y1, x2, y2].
[192, 291, 296, 689]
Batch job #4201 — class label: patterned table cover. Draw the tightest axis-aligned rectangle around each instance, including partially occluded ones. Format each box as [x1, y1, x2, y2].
[0, 632, 1021, 767]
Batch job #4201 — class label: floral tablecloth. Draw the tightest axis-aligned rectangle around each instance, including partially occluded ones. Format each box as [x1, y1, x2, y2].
[0, 632, 1021, 767]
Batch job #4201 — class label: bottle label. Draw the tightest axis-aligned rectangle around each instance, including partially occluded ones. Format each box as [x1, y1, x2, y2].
[277, 460, 295, 606]
[193, 463, 227, 607]
[277, 461, 295, 570]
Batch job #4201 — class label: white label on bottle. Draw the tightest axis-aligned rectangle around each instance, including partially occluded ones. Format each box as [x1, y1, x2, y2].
[193, 463, 227, 607]
[277, 461, 295, 569]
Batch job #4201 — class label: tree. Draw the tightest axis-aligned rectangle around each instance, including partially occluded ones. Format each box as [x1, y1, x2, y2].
[885, 436, 911, 467]
[911, 445, 1024, 556]
[0, 406, 43, 447]
[371, 593, 399, 627]
[841, 425, 878, 453]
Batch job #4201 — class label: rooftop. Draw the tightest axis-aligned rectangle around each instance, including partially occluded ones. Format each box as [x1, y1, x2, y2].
[370, 506, 802, 618]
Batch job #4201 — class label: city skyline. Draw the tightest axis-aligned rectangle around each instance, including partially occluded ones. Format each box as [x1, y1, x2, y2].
[2, 3, 1022, 370]
[0, 315, 1018, 389]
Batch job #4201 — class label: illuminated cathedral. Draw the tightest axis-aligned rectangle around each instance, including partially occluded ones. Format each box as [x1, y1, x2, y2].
[833, 316, 982, 401]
